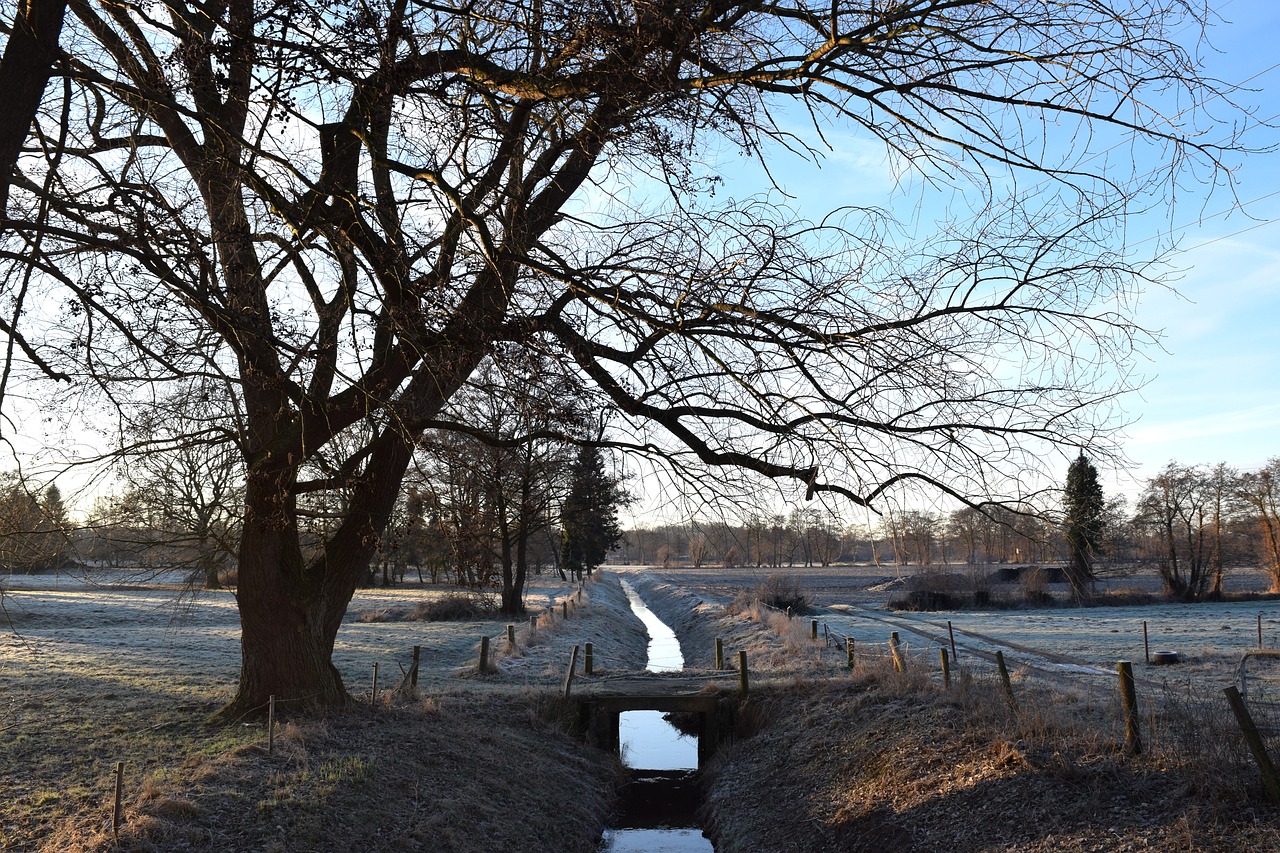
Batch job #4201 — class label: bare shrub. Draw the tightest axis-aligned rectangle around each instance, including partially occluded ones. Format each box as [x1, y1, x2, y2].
[1020, 567, 1053, 606]
[890, 568, 967, 611]
[726, 574, 808, 616]
[358, 591, 497, 623]
[755, 574, 808, 613]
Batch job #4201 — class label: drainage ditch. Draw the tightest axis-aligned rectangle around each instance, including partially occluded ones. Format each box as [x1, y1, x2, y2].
[598, 581, 716, 852]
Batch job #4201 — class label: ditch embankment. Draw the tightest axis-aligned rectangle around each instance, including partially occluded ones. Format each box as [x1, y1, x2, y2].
[611, 571, 1280, 852]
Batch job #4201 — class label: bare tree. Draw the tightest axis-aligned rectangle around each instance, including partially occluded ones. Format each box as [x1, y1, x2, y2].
[688, 532, 710, 569]
[948, 508, 983, 566]
[1238, 460, 1280, 593]
[1203, 462, 1243, 597]
[115, 392, 243, 589]
[1134, 463, 1215, 601]
[419, 352, 584, 612]
[0, 0, 1245, 714]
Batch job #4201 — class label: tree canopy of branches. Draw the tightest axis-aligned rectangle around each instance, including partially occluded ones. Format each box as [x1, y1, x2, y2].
[417, 352, 584, 612]
[1134, 462, 1219, 601]
[116, 433, 243, 590]
[0, 0, 1244, 713]
[1234, 460, 1280, 592]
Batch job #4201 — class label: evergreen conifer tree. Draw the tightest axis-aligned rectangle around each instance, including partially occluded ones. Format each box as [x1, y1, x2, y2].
[1063, 453, 1105, 600]
[559, 447, 624, 580]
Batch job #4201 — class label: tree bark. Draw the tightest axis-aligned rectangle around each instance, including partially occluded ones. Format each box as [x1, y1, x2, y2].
[223, 428, 417, 717]
[226, 508, 347, 715]
[0, 0, 67, 217]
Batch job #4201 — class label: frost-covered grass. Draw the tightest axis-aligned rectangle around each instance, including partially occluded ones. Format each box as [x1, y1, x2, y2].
[0, 568, 636, 849]
[819, 598, 1280, 699]
[629, 563, 1280, 698]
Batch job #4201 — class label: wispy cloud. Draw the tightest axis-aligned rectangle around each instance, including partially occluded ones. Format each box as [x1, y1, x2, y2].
[1126, 403, 1280, 447]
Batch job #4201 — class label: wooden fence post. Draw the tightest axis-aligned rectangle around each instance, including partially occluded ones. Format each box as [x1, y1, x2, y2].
[584, 642, 594, 675]
[507, 624, 516, 651]
[715, 638, 724, 671]
[889, 631, 905, 673]
[479, 636, 490, 674]
[1142, 621, 1150, 665]
[948, 620, 958, 662]
[811, 619, 818, 640]
[112, 761, 124, 837]
[1224, 685, 1280, 802]
[846, 637, 855, 670]
[1260, 613, 1265, 650]
[940, 648, 951, 689]
[562, 600, 568, 619]
[1117, 660, 1142, 754]
[268, 695, 276, 754]
[738, 651, 749, 697]
[371, 662, 379, 707]
[996, 650, 1017, 711]
[563, 645, 580, 699]
[411, 645, 421, 688]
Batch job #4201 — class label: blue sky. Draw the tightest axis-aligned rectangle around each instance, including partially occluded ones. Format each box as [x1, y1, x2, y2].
[1107, 0, 1280, 495]
[693, 0, 1280, 508]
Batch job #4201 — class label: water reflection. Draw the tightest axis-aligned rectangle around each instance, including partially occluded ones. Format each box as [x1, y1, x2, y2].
[600, 829, 709, 852]
[620, 579, 684, 673]
[601, 580, 715, 853]
[620, 710, 698, 770]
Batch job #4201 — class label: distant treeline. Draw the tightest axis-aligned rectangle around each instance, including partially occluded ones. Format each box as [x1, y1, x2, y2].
[621, 458, 1280, 601]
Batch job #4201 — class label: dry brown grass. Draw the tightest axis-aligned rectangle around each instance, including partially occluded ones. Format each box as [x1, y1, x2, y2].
[39, 693, 621, 853]
[702, 658, 1280, 852]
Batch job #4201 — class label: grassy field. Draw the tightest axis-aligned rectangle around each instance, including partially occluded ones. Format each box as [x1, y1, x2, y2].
[623, 573, 1280, 851]
[633, 563, 1280, 702]
[0, 569, 641, 851]
[7, 563, 1280, 850]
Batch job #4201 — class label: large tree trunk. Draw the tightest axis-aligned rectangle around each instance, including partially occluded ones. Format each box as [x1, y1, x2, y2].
[222, 434, 415, 717]
[224, 514, 348, 717]
[231, 533, 348, 715]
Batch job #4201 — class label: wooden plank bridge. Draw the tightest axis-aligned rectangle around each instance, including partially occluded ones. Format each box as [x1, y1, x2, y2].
[573, 672, 741, 766]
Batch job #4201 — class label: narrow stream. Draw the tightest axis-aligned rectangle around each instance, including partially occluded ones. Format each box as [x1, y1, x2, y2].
[599, 581, 715, 852]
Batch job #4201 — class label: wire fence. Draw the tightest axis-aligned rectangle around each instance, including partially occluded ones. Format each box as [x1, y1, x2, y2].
[746, 601, 1280, 801]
